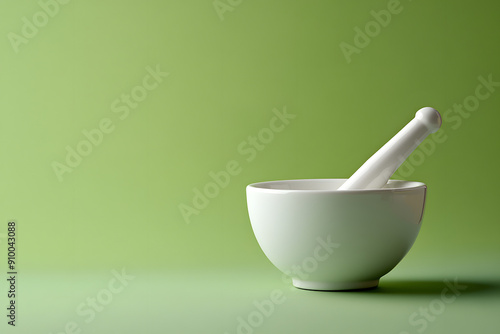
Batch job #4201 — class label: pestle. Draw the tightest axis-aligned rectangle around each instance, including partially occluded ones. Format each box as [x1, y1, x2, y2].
[338, 107, 442, 190]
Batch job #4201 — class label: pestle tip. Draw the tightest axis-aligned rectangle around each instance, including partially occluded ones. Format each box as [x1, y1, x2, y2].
[415, 107, 442, 133]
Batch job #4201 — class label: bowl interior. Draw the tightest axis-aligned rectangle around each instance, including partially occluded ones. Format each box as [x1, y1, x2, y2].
[248, 179, 426, 192]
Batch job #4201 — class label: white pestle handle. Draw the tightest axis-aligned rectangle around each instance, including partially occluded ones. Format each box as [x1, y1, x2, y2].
[338, 107, 442, 190]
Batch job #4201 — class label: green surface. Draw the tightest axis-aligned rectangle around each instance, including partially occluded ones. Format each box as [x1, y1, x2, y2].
[11, 257, 500, 333]
[1, 0, 499, 333]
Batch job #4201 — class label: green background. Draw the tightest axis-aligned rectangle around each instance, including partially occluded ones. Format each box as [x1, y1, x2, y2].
[1, 0, 499, 333]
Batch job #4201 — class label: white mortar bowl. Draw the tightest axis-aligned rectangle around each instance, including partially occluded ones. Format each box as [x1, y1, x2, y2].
[246, 179, 426, 291]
